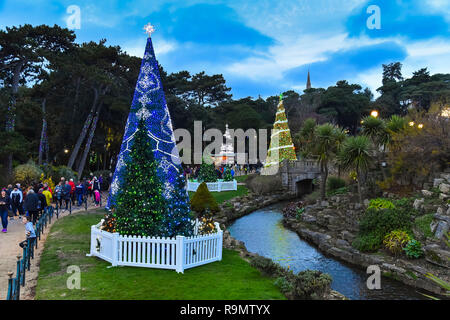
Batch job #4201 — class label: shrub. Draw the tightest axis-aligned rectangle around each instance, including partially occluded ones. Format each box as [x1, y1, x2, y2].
[414, 214, 434, 238]
[304, 190, 320, 204]
[296, 208, 305, 220]
[326, 177, 346, 192]
[13, 160, 43, 186]
[282, 201, 305, 219]
[249, 256, 284, 277]
[246, 175, 283, 195]
[353, 206, 413, 252]
[274, 277, 294, 295]
[368, 198, 395, 210]
[352, 234, 383, 252]
[327, 186, 348, 196]
[404, 239, 423, 259]
[223, 167, 233, 181]
[197, 163, 218, 182]
[40, 173, 55, 191]
[54, 165, 77, 182]
[383, 230, 411, 255]
[294, 270, 332, 300]
[190, 182, 219, 216]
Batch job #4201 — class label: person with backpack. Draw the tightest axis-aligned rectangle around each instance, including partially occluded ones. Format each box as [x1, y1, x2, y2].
[10, 185, 23, 219]
[0, 189, 11, 233]
[24, 189, 39, 225]
[63, 181, 72, 211]
[54, 182, 64, 210]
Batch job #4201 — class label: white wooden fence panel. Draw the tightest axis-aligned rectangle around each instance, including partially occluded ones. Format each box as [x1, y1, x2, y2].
[89, 220, 222, 273]
[186, 180, 237, 192]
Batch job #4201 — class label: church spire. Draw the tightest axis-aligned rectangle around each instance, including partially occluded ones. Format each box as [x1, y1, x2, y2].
[306, 69, 311, 89]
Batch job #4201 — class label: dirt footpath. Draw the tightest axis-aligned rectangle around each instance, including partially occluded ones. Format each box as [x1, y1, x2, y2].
[0, 196, 105, 300]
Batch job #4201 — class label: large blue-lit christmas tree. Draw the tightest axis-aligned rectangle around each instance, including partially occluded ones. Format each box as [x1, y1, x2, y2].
[107, 23, 193, 237]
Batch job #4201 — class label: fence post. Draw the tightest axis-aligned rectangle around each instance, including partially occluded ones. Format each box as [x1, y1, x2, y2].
[111, 232, 119, 266]
[6, 272, 13, 300]
[217, 230, 223, 261]
[176, 236, 185, 273]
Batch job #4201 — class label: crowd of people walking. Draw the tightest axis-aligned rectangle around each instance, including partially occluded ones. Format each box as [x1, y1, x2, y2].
[0, 176, 104, 233]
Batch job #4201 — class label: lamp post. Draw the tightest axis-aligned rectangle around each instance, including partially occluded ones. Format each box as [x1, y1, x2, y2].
[370, 110, 379, 118]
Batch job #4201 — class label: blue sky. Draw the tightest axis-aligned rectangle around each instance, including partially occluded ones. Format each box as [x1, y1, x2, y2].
[1, 0, 449, 99]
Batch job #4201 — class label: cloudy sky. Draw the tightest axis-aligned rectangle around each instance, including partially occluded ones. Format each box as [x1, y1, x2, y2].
[1, 0, 449, 99]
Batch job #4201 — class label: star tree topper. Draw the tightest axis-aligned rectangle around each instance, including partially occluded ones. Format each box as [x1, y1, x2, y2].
[144, 23, 155, 37]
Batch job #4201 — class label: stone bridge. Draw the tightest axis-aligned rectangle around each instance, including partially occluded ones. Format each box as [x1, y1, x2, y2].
[279, 160, 321, 197]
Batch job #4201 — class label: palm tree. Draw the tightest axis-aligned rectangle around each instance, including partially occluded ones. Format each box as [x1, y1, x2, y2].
[314, 124, 345, 200]
[338, 135, 372, 203]
[362, 116, 388, 179]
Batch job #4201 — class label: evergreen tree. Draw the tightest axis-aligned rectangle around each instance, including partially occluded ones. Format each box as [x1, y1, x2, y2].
[163, 172, 194, 237]
[113, 119, 167, 237]
[263, 94, 297, 173]
[197, 162, 218, 182]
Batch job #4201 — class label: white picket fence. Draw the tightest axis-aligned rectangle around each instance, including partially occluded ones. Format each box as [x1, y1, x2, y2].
[187, 179, 237, 192]
[88, 220, 223, 273]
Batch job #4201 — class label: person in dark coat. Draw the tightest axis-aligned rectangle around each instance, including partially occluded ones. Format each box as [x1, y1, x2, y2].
[24, 189, 39, 225]
[0, 190, 11, 232]
[63, 181, 72, 210]
[37, 188, 47, 217]
[75, 181, 85, 206]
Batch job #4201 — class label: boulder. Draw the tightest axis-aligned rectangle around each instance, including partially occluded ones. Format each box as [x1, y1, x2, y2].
[413, 198, 425, 210]
[421, 190, 433, 197]
[424, 244, 450, 268]
[440, 173, 450, 183]
[439, 193, 450, 201]
[439, 183, 450, 194]
[434, 221, 449, 239]
[433, 178, 444, 188]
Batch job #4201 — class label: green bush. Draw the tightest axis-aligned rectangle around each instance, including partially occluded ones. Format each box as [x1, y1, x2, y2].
[197, 163, 218, 182]
[13, 160, 44, 186]
[414, 214, 434, 238]
[327, 186, 348, 196]
[223, 167, 233, 181]
[368, 198, 395, 210]
[326, 177, 346, 192]
[383, 230, 411, 255]
[249, 256, 284, 277]
[304, 190, 320, 204]
[404, 239, 423, 259]
[274, 277, 294, 295]
[353, 206, 413, 252]
[294, 270, 332, 300]
[246, 175, 283, 195]
[352, 234, 383, 252]
[190, 182, 220, 216]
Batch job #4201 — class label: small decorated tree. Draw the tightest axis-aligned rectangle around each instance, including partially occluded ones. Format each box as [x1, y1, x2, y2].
[190, 182, 219, 234]
[197, 163, 218, 182]
[113, 118, 168, 237]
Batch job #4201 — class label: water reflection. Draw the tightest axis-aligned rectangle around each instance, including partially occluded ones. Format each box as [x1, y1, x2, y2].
[228, 203, 426, 300]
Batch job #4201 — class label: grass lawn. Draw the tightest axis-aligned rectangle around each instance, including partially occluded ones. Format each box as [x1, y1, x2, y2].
[35, 211, 285, 300]
[234, 175, 248, 183]
[189, 185, 248, 204]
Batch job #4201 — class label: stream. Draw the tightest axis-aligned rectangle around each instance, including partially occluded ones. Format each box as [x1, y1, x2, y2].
[228, 202, 427, 300]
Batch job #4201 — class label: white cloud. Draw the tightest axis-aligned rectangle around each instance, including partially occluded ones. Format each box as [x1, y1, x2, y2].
[122, 37, 177, 58]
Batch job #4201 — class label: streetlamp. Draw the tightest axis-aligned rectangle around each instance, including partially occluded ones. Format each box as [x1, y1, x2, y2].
[409, 121, 415, 127]
[418, 123, 424, 129]
[370, 110, 379, 118]
[64, 148, 69, 154]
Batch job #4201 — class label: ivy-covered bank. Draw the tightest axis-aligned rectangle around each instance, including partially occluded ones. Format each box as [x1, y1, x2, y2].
[280, 174, 450, 296]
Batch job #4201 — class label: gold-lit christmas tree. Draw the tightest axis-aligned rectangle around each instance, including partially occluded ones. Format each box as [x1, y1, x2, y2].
[262, 94, 297, 174]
